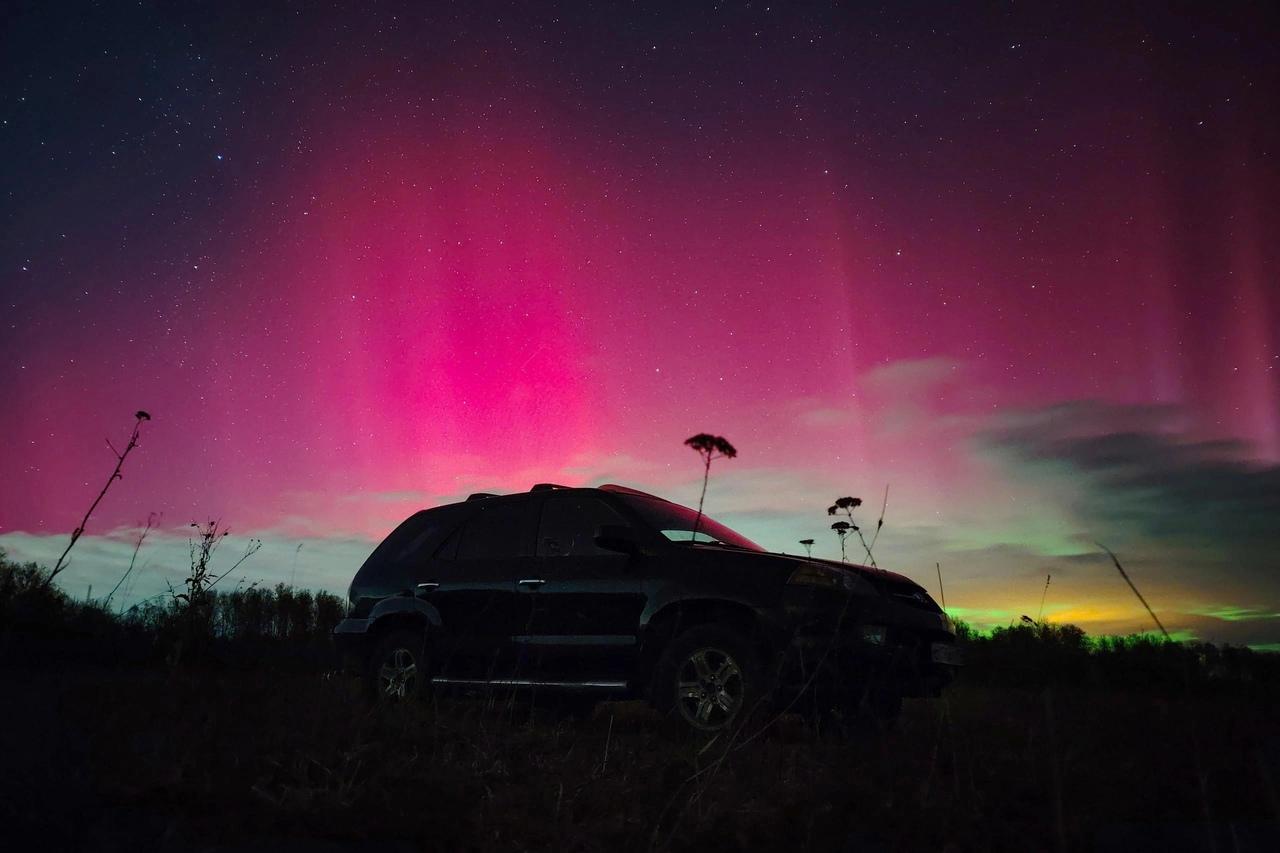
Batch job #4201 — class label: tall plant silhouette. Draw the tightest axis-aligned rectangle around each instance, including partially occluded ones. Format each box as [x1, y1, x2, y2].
[172, 520, 263, 616]
[827, 495, 877, 566]
[105, 511, 159, 608]
[167, 520, 262, 664]
[1097, 542, 1170, 641]
[47, 410, 151, 587]
[829, 520, 853, 562]
[683, 433, 737, 541]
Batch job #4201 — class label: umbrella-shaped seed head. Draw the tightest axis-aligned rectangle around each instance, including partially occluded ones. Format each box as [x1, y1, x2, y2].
[827, 496, 862, 515]
[684, 433, 738, 459]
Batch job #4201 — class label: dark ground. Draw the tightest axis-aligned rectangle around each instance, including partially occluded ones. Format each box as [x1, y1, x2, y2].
[3, 661, 1279, 853]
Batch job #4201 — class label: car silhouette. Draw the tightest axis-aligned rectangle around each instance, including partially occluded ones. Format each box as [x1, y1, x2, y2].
[334, 483, 960, 732]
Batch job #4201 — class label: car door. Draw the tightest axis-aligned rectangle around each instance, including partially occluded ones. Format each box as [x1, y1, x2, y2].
[416, 497, 537, 681]
[520, 491, 649, 683]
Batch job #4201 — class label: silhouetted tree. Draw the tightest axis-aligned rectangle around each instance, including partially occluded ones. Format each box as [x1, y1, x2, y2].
[798, 538, 815, 559]
[684, 433, 737, 541]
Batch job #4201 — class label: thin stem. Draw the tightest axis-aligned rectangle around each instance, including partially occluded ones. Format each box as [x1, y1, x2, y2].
[840, 503, 877, 568]
[854, 526, 877, 568]
[690, 455, 711, 541]
[1037, 573, 1051, 624]
[105, 512, 156, 607]
[868, 484, 889, 552]
[47, 414, 148, 586]
[207, 538, 263, 593]
[1097, 542, 1170, 641]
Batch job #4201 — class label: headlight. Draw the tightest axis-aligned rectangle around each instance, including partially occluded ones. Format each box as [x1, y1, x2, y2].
[787, 564, 857, 591]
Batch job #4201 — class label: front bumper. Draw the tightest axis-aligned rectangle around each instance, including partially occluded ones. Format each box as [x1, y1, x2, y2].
[774, 589, 961, 699]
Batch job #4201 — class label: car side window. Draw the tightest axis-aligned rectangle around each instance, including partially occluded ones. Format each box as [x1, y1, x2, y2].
[434, 524, 462, 561]
[451, 500, 529, 560]
[360, 511, 450, 586]
[537, 494, 627, 557]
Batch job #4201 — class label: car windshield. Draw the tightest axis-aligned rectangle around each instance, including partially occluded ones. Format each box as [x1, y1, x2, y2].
[617, 494, 766, 552]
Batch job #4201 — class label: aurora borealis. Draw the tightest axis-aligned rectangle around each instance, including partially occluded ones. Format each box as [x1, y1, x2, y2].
[2, 2, 1278, 645]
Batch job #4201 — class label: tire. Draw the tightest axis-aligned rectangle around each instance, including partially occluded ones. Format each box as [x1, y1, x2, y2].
[365, 628, 430, 703]
[650, 623, 767, 734]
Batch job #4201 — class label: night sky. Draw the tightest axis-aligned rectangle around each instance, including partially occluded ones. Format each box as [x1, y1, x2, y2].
[2, 2, 1278, 645]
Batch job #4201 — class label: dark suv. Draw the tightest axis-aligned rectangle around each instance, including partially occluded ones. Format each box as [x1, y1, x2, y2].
[334, 484, 960, 732]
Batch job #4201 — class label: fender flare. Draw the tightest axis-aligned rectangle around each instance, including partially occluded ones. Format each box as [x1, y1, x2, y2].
[367, 595, 444, 636]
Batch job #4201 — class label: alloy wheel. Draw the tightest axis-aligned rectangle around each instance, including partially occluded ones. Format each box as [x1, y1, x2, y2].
[675, 646, 744, 730]
[377, 647, 418, 699]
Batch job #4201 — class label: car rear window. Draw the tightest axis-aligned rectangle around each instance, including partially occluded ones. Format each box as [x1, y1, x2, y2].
[356, 510, 454, 588]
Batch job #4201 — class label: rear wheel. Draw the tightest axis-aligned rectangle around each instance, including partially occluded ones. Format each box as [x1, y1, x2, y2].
[651, 624, 766, 733]
[366, 628, 429, 702]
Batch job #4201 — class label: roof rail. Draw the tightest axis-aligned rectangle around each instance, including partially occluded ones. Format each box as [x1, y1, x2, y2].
[598, 483, 668, 500]
[529, 483, 572, 492]
[466, 492, 499, 501]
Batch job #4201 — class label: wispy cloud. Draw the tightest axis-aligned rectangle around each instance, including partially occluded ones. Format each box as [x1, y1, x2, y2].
[971, 400, 1280, 644]
[0, 527, 374, 608]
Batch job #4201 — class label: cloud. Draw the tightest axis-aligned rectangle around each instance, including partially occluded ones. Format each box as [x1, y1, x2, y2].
[856, 357, 985, 441]
[978, 400, 1280, 641]
[0, 526, 374, 608]
[861, 356, 964, 393]
[795, 405, 857, 428]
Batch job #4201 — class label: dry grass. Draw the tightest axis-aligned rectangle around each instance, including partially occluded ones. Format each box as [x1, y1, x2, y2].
[2, 662, 1278, 852]
[4, 554, 1280, 850]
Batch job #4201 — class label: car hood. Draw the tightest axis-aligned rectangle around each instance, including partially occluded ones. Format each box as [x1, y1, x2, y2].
[783, 554, 925, 591]
[687, 544, 929, 594]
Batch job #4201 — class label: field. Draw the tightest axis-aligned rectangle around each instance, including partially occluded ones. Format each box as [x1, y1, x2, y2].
[3, 556, 1280, 851]
[4, 659, 1280, 851]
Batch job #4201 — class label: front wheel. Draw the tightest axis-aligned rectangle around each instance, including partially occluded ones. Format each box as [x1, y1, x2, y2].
[366, 628, 429, 702]
[651, 624, 767, 733]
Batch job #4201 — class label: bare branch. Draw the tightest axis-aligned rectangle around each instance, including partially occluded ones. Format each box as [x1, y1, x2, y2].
[47, 411, 151, 587]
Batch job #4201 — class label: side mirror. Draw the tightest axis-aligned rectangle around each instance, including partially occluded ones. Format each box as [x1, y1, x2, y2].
[594, 523, 640, 554]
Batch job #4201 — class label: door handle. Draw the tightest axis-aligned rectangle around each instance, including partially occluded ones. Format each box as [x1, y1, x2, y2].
[416, 582, 439, 593]
[517, 578, 546, 587]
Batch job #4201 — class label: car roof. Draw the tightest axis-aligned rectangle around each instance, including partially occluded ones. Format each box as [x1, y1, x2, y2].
[460, 483, 670, 503]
